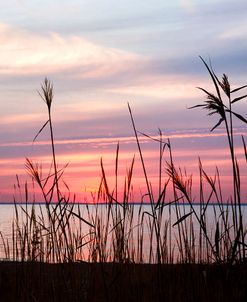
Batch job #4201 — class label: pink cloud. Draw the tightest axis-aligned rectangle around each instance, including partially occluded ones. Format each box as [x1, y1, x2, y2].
[0, 22, 140, 77]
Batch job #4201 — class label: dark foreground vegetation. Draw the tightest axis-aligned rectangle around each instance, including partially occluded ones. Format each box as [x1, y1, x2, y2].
[0, 57, 247, 301]
[0, 261, 246, 302]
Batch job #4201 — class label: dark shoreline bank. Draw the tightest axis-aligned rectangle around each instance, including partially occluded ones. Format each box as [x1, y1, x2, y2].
[0, 261, 246, 302]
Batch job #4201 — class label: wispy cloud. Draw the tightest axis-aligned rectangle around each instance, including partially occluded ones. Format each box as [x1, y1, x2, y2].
[0, 22, 139, 77]
[0, 127, 241, 147]
[179, 0, 197, 13]
[219, 23, 247, 40]
[107, 79, 199, 100]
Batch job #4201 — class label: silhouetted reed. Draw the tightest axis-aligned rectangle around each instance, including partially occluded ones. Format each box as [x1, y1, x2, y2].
[0, 58, 246, 266]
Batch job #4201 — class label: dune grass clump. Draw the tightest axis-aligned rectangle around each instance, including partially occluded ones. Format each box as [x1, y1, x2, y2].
[0, 57, 246, 265]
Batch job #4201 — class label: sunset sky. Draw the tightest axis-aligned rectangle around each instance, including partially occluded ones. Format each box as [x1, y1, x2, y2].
[0, 0, 247, 202]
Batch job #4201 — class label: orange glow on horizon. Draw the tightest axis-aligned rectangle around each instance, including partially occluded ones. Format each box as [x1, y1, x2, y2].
[1, 126, 247, 202]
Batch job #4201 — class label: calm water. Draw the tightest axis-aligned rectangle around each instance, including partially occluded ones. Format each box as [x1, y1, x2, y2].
[0, 203, 246, 262]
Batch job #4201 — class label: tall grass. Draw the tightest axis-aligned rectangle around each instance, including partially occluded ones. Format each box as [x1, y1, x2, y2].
[0, 58, 246, 265]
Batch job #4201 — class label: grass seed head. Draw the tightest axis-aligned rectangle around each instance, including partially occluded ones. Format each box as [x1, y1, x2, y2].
[39, 78, 53, 112]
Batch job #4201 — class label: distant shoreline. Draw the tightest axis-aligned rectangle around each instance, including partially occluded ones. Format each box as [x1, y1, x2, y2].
[0, 201, 247, 206]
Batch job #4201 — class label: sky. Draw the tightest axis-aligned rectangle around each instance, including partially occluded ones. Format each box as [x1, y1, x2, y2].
[0, 0, 247, 202]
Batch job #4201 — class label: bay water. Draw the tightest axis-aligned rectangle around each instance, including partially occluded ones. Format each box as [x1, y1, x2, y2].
[0, 203, 246, 263]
